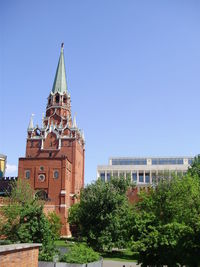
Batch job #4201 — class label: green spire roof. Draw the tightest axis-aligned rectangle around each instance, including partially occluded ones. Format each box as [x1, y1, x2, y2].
[51, 43, 67, 95]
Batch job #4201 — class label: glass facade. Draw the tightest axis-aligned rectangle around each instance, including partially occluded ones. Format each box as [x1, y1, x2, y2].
[152, 158, 184, 165]
[112, 159, 147, 165]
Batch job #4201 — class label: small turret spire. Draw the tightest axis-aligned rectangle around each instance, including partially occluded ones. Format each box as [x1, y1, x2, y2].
[72, 114, 77, 128]
[28, 114, 34, 130]
[51, 43, 67, 95]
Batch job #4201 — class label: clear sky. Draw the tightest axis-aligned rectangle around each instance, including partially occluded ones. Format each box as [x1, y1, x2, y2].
[1, 0, 200, 184]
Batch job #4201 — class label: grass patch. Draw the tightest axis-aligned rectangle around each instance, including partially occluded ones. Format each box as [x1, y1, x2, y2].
[55, 239, 82, 247]
[101, 249, 138, 262]
[55, 240, 69, 247]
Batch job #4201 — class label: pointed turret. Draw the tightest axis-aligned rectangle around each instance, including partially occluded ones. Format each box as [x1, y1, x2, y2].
[28, 114, 34, 130]
[72, 114, 77, 128]
[51, 43, 67, 95]
[82, 131, 85, 142]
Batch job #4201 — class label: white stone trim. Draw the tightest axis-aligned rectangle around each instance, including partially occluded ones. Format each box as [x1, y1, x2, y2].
[60, 204, 66, 208]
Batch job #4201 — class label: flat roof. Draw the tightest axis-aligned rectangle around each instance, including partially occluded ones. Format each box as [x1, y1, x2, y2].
[0, 154, 7, 160]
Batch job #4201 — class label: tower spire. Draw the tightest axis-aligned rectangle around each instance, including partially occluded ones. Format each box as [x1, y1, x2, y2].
[51, 43, 67, 95]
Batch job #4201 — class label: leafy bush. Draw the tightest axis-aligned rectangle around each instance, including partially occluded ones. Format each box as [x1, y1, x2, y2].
[48, 211, 62, 240]
[0, 180, 58, 261]
[61, 243, 100, 264]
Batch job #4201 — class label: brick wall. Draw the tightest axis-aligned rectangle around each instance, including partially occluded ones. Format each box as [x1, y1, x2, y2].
[0, 243, 41, 267]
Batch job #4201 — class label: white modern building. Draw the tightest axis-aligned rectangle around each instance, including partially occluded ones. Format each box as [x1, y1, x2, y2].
[97, 157, 193, 185]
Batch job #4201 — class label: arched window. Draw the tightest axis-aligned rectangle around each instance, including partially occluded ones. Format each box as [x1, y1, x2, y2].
[36, 129, 41, 136]
[63, 96, 67, 104]
[53, 170, 59, 179]
[35, 190, 48, 200]
[55, 95, 59, 103]
[25, 170, 30, 179]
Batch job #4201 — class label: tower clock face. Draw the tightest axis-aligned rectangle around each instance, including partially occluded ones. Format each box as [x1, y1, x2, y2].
[38, 174, 45, 182]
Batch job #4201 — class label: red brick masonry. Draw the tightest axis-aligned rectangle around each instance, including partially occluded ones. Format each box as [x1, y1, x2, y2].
[0, 243, 41, 267]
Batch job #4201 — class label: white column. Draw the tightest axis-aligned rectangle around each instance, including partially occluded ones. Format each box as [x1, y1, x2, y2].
[150, 171, 152, 184]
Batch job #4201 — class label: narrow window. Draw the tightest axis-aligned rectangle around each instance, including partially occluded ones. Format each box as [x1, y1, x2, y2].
[53, 170, 59, 179]
[25, 170, 30, 179]
[55, 95, 59, 103]
[139, 172, 144, 183]
[132, 172, 137, 182]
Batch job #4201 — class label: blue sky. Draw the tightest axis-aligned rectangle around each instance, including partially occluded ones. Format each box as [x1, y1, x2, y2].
[1, 1, 200, 184]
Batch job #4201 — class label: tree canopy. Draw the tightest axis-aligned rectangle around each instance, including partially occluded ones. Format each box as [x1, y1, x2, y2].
[68, 176, 134, 251]
[131, 173, 200, 267]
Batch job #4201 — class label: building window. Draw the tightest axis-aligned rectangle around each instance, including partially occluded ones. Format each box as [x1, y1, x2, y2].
[40, 166, 44, 171]
[132, 172, 137, 182]
[107, 172, 111, 181]
[53, 170, 59, 179]
[112, 159, 147, 165]
[139, 172, 144, 183]
[25, 170, 30, 179]
[55, 95, 59, 103]
[35, 190, 48, 201]
[152, 158, 184, 165]
[49, 152, 52, 158]
[38, 174, 45, 182]
[145, 172, 150, 183]
[100, 172, 105, 182]
[188, 158, 193, 165]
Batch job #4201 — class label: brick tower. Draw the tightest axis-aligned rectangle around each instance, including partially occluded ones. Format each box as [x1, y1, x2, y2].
[18, 44, 85, 236]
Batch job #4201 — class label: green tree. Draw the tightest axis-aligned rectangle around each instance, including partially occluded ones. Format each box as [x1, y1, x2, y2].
[68, 176, 134, 251]
[131, 174, 200, 267]
[0, 180, 60, 261]
[187, 155, 200, 178]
